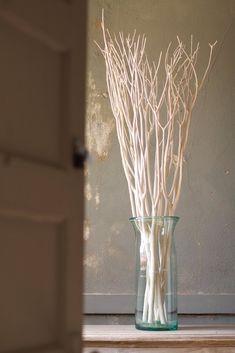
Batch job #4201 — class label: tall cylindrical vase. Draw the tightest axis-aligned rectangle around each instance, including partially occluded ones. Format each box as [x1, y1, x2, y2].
[130, 216, 179, 331]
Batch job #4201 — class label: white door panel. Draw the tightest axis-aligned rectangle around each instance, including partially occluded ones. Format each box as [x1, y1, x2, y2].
[0, 1, 86, 352]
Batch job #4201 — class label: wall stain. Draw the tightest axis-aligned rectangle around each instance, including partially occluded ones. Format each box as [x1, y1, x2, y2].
[110, 222, 125, 236]
[86, 71, 114, 160]
[108, 247, 120, 257]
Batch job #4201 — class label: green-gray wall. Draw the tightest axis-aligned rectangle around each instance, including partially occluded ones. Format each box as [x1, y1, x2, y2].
[84, 0, 235, 314]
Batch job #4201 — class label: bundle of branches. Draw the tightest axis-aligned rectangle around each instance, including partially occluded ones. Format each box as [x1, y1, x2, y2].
[97, 13, 216, 324]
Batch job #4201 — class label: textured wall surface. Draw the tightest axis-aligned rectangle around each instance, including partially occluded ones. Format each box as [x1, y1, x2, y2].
[84, 0, 235, 313]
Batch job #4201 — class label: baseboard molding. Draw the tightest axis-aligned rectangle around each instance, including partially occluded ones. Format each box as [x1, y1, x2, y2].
[84, 293, 235, 314]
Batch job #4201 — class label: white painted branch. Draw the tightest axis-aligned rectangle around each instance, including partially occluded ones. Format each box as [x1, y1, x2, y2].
[97, 11, 216, 325]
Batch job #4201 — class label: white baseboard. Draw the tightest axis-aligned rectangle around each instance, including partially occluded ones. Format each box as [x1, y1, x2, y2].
[84, 293, 235, 314]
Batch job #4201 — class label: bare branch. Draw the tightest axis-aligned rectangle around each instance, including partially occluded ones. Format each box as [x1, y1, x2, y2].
[97, 14, 216, 217]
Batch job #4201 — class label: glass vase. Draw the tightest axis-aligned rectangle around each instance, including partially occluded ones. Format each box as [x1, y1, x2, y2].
[130, 216, 179, 331]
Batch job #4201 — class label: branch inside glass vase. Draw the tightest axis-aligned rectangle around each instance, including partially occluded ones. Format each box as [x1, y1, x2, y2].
[96, 10, 217, 326]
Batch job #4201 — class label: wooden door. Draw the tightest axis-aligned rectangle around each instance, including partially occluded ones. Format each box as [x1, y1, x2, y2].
[0, 1, 86, 352]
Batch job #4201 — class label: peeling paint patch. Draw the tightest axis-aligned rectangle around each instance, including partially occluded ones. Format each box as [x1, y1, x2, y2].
[84, 255, 99, 269]
[95, 187, 100, 208]
[112, 226, 120, 235]
[86, 71, 114, 160]
[84, 219, 90, 241]
[85, 183, 92, 201]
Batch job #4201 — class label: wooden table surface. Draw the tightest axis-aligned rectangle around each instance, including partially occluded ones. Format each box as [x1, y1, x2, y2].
[83, 325, 235, 349]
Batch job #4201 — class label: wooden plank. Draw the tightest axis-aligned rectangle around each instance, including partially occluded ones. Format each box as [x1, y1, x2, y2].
[83, 348, 235, 353]
[83, 325, 235, 348]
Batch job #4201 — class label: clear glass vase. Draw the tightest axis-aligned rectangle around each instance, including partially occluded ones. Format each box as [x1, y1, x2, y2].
[130, 216, 179, 331]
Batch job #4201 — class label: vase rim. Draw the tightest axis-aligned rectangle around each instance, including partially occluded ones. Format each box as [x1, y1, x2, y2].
[129, 216, 180, 222]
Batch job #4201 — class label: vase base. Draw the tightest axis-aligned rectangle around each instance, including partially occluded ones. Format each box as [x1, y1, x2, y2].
[135, 320, 178, 331]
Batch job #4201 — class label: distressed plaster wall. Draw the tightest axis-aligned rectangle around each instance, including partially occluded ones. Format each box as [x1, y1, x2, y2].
[84, 0, 235, 313]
